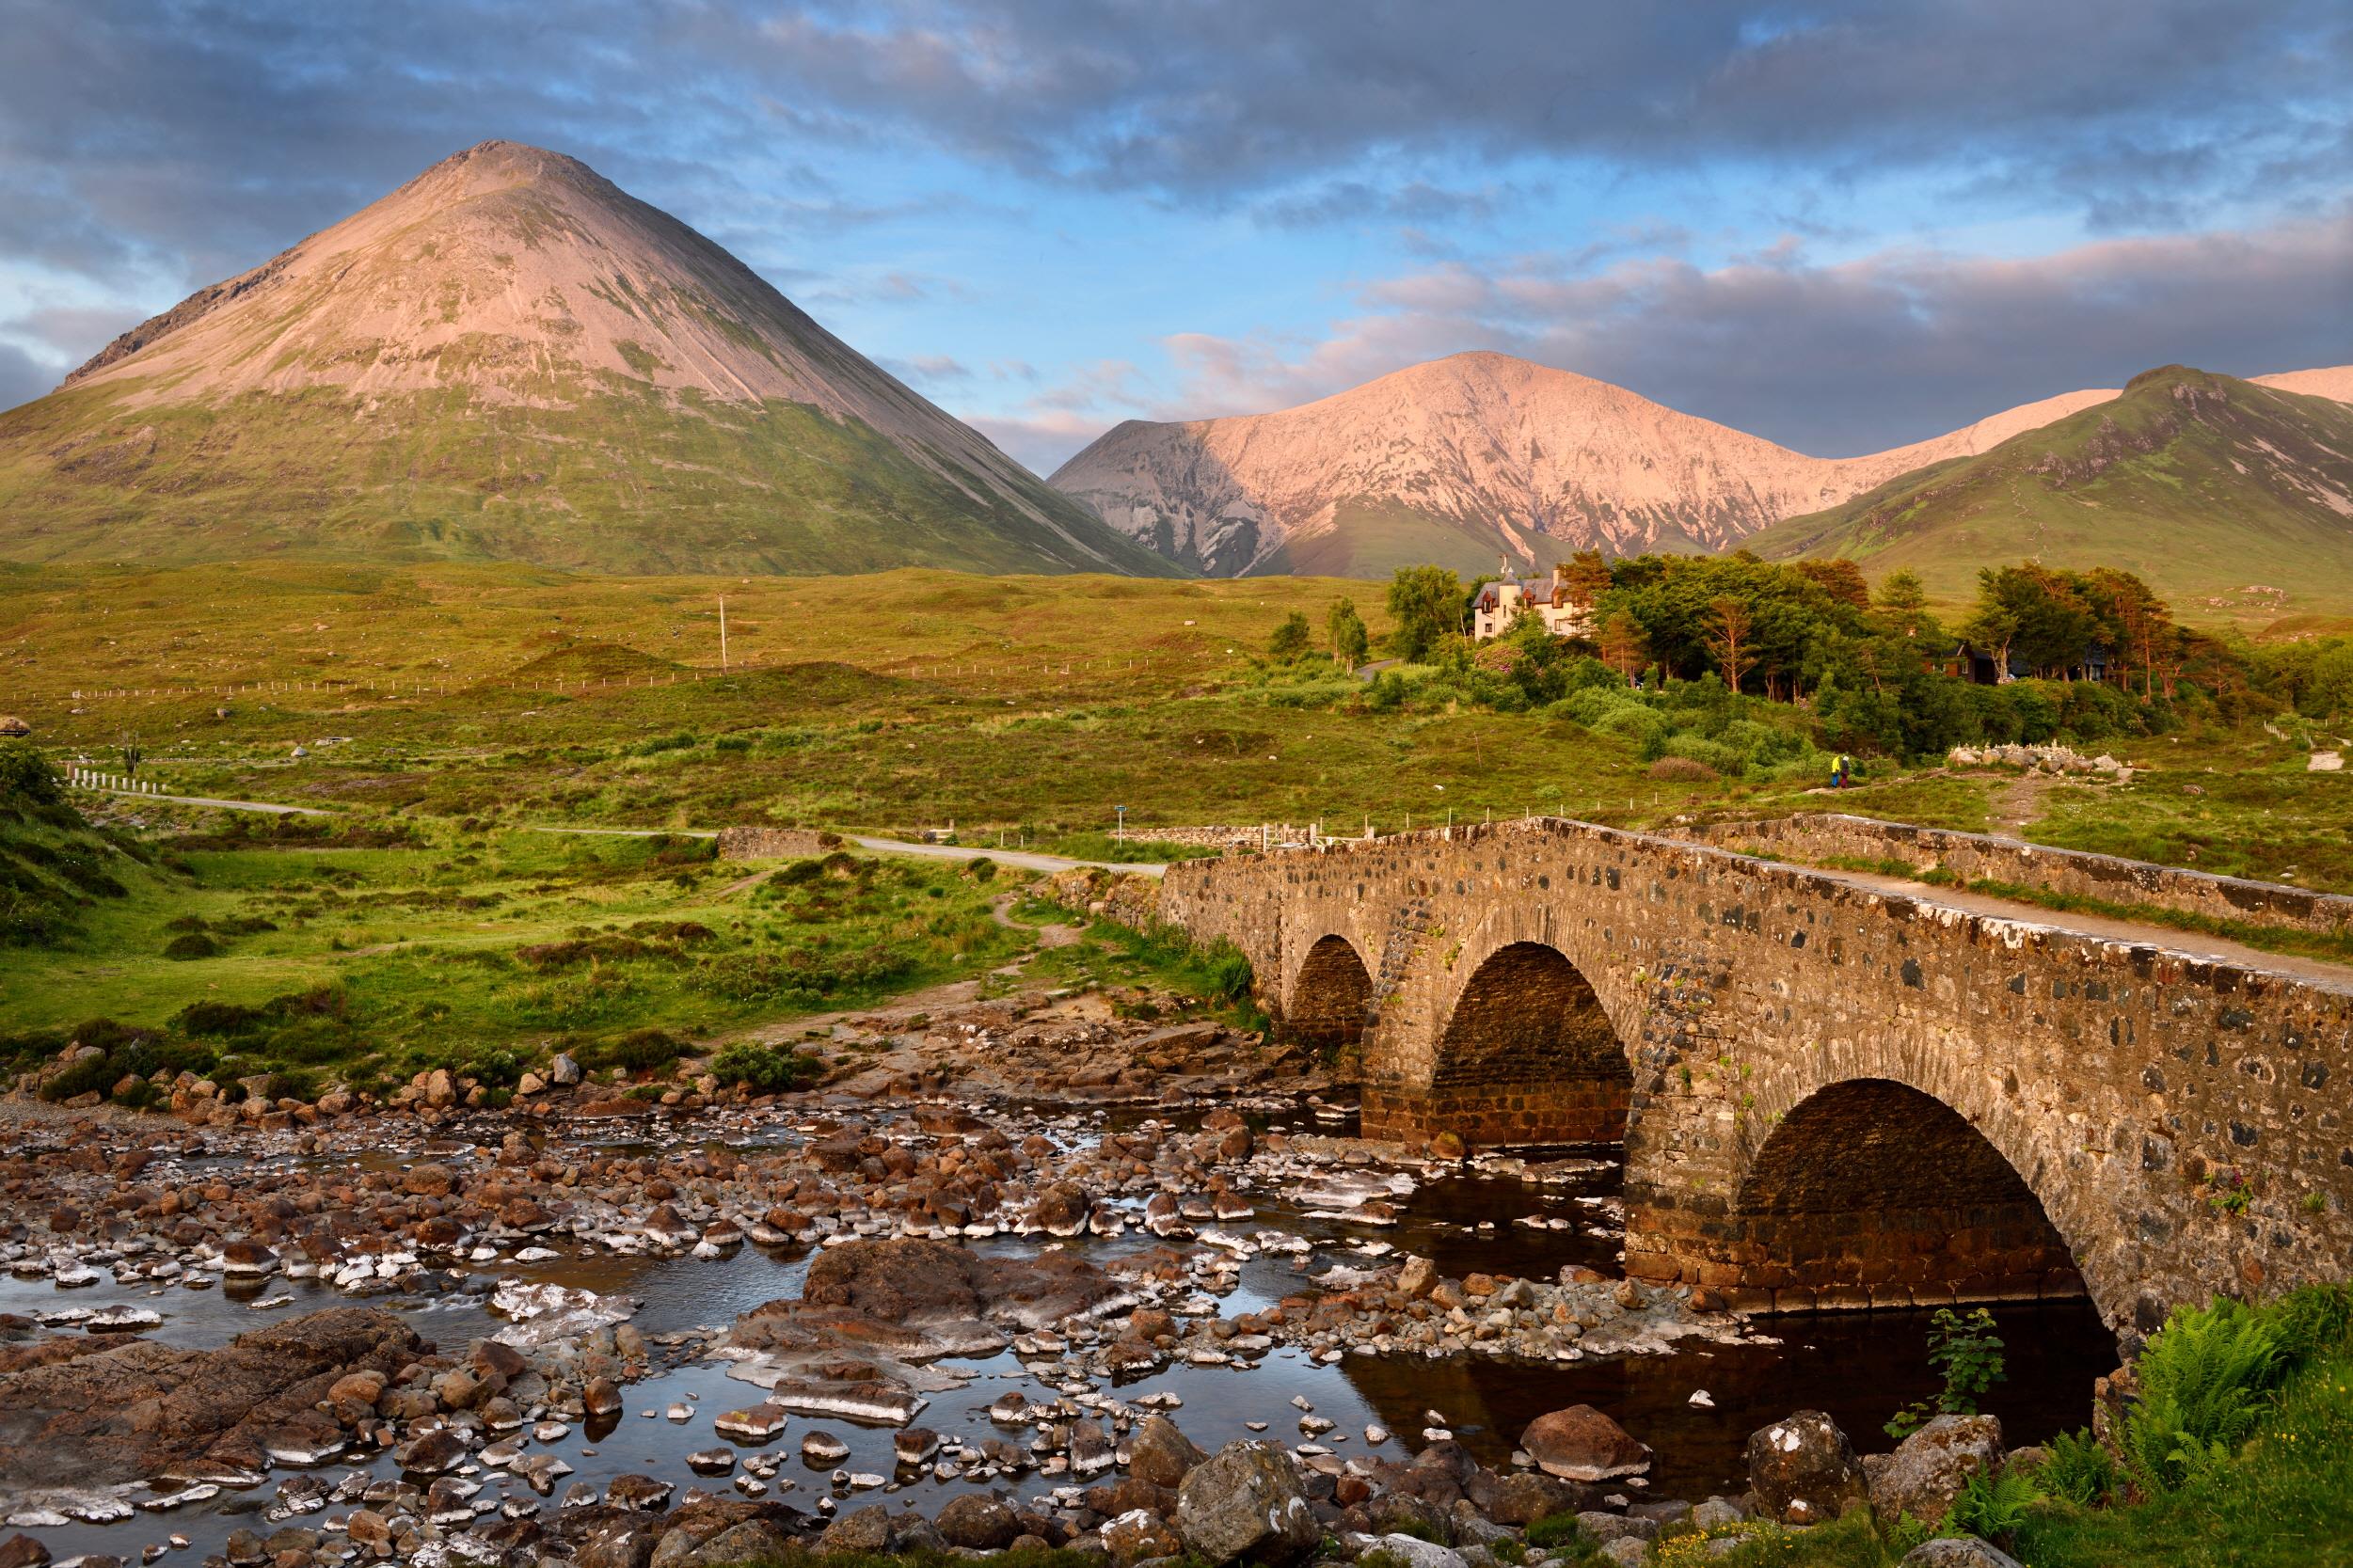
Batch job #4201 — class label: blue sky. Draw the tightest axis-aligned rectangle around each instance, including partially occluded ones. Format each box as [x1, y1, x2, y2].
[1, 1, 2346, 469]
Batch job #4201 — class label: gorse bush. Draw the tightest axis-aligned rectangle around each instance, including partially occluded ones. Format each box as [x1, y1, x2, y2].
[708, 1041, 822, 1094]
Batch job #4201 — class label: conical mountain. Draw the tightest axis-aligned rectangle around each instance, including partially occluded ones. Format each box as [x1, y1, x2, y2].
[0, 140, 1178, 578]
[1744, 367, 2353, 614]
[1047, 351, 2117, 578]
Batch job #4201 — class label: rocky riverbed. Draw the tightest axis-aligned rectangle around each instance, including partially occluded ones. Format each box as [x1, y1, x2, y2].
[0, 974, 2115, 1568]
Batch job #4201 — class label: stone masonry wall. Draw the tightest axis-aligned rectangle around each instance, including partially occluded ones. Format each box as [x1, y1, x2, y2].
[1160, 818, 2353, 1334]
[1677, 813, 2353, 940]
[714, 826, 843, 860]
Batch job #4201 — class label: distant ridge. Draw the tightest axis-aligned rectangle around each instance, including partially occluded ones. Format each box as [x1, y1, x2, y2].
[0, 140, 1181, 579]
[1049, 351, 2119, 578]
[1744, 366, 2353, 616]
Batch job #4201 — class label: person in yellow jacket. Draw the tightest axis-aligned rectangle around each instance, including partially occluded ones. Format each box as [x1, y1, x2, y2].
[1832, 752, 1852, 789]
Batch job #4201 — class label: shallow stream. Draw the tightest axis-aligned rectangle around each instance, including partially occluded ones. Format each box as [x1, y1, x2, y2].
[1, 1102, 2117, 1562]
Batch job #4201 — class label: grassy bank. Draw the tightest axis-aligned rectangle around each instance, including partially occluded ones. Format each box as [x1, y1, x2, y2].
[0, 821, 1028, 1097]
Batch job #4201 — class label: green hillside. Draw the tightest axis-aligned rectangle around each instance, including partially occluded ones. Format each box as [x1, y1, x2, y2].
[1744, 367, 2353, 620]
[0, 380, 1183, 578]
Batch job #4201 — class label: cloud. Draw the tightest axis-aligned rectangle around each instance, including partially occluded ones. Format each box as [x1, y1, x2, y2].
[1143, 208, 2353, 454]
[0, 341, 56, 413]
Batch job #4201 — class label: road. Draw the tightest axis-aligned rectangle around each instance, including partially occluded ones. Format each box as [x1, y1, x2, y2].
[520, 826, 1166, 876]
[70, 784, 331, 816]
[1803, 863, 2353, 990]
[74, 784, 1165, 874]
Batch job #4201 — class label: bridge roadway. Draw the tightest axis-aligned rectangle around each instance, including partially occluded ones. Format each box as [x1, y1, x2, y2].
[1157, 815, 2353, 1340]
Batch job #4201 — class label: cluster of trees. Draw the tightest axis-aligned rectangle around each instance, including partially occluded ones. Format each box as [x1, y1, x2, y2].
[1251, 549, 2353, 760]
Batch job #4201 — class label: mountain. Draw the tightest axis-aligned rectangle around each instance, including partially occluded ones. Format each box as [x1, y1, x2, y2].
[1742, 367, 2353, 616]
[1047, 351, 2117, 578]
[2253, 366, 2353, 404]
[0, 141, 1178, 578]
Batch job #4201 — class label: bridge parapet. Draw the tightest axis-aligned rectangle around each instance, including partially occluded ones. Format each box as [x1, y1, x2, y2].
[1158, 816, 2353, 1337]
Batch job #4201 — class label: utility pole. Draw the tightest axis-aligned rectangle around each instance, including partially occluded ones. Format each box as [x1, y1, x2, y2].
[719, 596, 729, 671]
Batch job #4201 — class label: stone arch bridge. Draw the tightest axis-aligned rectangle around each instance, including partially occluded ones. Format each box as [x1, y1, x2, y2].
[1156, 817, 2353, 1338]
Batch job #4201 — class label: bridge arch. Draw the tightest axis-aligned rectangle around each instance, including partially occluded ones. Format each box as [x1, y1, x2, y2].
[1368, 938, 1635, 1146]
[1284, 933, 1375, 1054]
[1715, 1076, 2087, 1311]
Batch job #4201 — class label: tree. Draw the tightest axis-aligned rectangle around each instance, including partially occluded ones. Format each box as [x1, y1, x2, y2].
[1386, 565, 1464, 662]
[2085, 567, 2172, 698]
[1563, 550, 1613, 609]
[1326, 598, 1370, 671]
[1875, 568, 1932, 639]
[1267, 611, 1312, 664]
[1795, 558, 1871, 610]
[117, 732, 143, 779]
[1704, 595, 1757, 693]
[1599, 610, 1647, 684]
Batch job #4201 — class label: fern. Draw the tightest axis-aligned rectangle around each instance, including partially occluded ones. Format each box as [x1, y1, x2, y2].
[2038, 1426, 2117, 1507]
[2122, 1297, 2283, 1494]
[1946, 1467, 2042, 1541]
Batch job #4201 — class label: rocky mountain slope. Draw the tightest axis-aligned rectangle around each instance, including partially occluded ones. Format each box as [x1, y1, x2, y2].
[1743, 366, 2353, 617]
[1048, 352, 2118, 578]
[0, 141, 1177, 578]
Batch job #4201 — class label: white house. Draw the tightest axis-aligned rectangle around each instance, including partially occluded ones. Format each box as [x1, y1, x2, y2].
[1471, 562, 1594, 641]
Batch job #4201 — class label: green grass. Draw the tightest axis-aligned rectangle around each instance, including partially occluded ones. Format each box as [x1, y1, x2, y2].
[0, 825, 1028, 1091]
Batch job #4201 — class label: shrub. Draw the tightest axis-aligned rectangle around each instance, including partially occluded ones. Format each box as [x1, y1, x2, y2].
[591, 1027, 683, 1073]
[163, 931, 222, 959]
[1524, 1513, 1591, 1550]
[1887, 1307, 2007, 1437]
[1647, 756, 1719, 783]
[965, 857, 997, 882]
[0, 740, 62, 810]
[708, 1042, 823, 1094]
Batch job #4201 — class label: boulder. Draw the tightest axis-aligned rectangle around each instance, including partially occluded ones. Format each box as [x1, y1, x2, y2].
[550, 1053, 583, 1086]
[1396, 1256, 1439, 1299]
[818, 1506, 896, 1555]
[1128, 1413, 1207, 1488]
[934, 1493, 1021, 1550]
[1175, 1440, 1320, 1565]
[1900, 1541, 2027, 1568]
[1745, 1410, 1867, 1526]
[1102, 1509, 1183, 1565]
[1519, 1404, 1652, 1481]
[1025, 1183, 1091, 1236]
[1369, 1537, 1467, 1568]
[0, 1536, 49, 1568]
[1476, 1469, 1596, 1526]
[1870, 1415, 2003, 1529]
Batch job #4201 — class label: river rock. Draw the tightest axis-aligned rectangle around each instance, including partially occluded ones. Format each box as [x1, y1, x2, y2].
[0, 1307, 424, 1490]
[1871, 1415, 2003, 1528]
[1746, 1410, 1867, 1525]
[1102, 1508, 1184, 1566]
[934, 1493, 1021, 1549]
[1519, 1404, 1652, 1481]
[1176, 1440, 1319, 1565]
[1128, 1412, 1207, 1487]
[819, 1506, 896, 1555]
[0, 1535, 50, 1568]
[1478, 1470, 1597, 1525]
[1370, 1536, 1468, 1568]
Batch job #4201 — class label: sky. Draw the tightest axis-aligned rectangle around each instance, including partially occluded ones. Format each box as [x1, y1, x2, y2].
[1, 0, 2347, 472]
